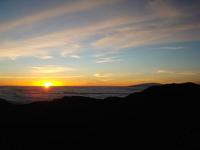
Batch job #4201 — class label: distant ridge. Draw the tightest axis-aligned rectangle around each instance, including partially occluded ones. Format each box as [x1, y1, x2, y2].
[128, 82, 161, 88]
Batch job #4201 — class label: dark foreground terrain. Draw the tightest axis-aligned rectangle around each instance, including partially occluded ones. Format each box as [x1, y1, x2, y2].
[0, 83, 200, 149]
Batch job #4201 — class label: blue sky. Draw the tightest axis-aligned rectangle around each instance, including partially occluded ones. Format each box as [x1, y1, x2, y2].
[0, 0, 200, 85]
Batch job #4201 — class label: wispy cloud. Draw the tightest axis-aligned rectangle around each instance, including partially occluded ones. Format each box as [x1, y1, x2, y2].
[156, 70, 174, 74]
[0, 15, 134, 59]
[36, 55, 54, 59]
[161, 46, 184, 50]
[60, 43, 82, 58]
[31, 65, 76, 74]
[92, 20, 200, 50]
[0, 0, 119, 33]
[70, 55, 81, 59]
[0, 0, 199, 60]
[96, 56, 123, 64]
[93, 72, 115, 83]
[148, 0, 182, 18]
[155, 69, 198, 76]
[93, 73, 113, 78]
[0, 75, 81, 79]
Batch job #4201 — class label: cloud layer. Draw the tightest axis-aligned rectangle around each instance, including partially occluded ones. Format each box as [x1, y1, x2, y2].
[0, 0, 199, 59]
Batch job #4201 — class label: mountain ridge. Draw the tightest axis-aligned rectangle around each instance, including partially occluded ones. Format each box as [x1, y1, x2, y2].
[0, 82, 200, 149]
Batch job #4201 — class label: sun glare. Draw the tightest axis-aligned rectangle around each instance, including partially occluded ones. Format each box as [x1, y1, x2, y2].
[43, 82, 53, 88]
[33, 80, 62, 87]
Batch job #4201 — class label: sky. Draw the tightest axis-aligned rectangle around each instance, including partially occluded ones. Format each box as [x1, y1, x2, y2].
[0, 0, 200, 86]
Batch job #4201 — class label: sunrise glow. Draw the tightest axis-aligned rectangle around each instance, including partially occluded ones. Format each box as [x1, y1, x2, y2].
[43, 82, 53, 88]
[32, 80, 63, 87]
[0, 0, 199, 86]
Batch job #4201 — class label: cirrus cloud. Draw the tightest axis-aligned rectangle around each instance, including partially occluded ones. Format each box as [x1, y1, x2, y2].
[31, 65, 77, 74]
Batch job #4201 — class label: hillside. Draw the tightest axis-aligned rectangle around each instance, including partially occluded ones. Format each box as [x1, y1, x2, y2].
[0, 82, 200, 149]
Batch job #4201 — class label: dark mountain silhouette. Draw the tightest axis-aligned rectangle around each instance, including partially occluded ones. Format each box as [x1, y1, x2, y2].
[0, 82, 200, 149]
[128, 82, 161, 88]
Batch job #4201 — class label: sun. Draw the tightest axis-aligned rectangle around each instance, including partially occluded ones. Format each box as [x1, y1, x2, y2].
[33, 80, 62, 87]
[43, 82, 53, 88]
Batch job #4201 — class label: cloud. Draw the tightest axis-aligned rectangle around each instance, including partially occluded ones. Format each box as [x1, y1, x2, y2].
[0, 15, 135, 59]
[0, 0, 200, 60]
[0, 0, 119, 33]
[155, 69, 198, 76]
[36, 56, 53, 59]
[70, 55, 81, 59]
[156, 70, 174, 74]
[96, 57, 123, 64]
[31, 65, 76, 74]
[0, 48, 48, 60]
[91, 1, 200, 50]
[60, 43, 82, 57]
[92, 20, 200, 50]
[0, 75, 81, 79]
[148, 0, 182, 18]
[161, 46, 184, 50]
[93, 73, 113, 78]
[0, 37, 66, 59]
